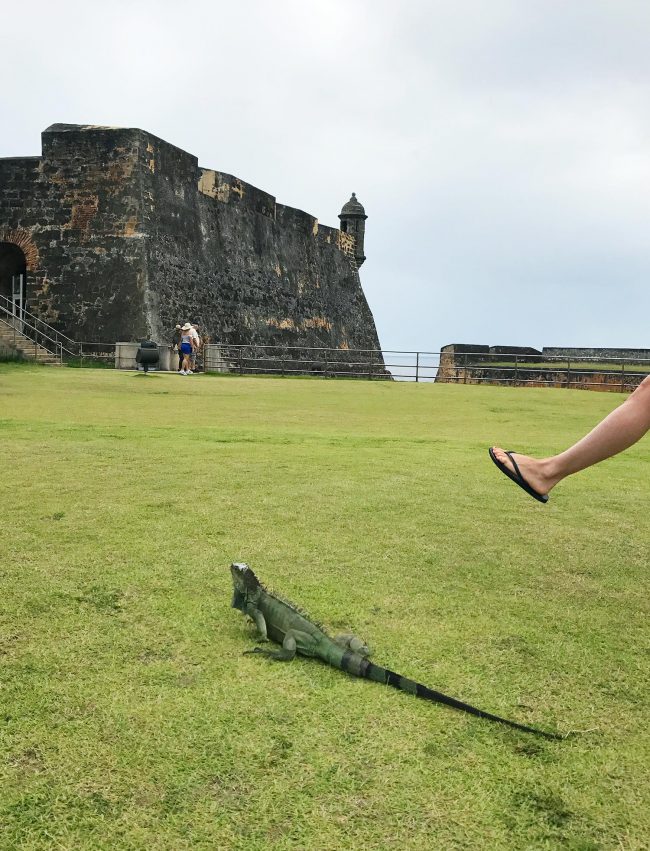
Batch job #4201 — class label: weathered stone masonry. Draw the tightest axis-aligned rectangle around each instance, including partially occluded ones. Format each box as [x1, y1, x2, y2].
[0, 124, 381, 352]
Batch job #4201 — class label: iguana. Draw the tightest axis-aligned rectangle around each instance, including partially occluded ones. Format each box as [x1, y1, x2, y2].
[230, 563, 561, 739]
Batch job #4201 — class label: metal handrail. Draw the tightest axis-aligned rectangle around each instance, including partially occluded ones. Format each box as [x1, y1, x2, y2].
[0, 293, 78, 354]
[215, 343, 650, 363]
[0, 312, 74, 362]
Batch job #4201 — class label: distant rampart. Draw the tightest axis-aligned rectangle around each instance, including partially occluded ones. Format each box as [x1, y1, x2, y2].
[437, 344, 649, 392]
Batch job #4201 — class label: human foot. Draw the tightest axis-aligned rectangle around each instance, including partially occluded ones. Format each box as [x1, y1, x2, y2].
[489, 447, 556, 501]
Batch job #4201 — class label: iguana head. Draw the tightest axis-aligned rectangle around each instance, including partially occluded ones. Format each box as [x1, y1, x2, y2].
[230, 562, 261, 611]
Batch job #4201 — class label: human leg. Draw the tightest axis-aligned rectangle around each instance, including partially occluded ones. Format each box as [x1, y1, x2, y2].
[491, 374, 650, 497]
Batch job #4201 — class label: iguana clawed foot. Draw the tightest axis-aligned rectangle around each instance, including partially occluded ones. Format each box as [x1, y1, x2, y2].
[244, 646, 296, 661]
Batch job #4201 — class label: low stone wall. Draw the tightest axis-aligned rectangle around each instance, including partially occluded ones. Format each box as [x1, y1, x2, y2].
[204, 344, 230, 373]
[543, 346, 650, 361]
[115, 342, 177, 371]
[436, 365, 643, 393]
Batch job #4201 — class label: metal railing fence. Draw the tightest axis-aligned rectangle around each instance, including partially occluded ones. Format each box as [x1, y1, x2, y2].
[1, 316, 647, 392]
[202, 345, 650, 391]
[205, 343, 397, 380]
[63, 342, 117, 368]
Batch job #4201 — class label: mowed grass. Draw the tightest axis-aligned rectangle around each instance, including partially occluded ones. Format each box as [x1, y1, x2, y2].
[1, 365, 648, 851]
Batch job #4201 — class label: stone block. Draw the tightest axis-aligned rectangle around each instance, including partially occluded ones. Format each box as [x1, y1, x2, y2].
[204, 344, 230, 373]
[115, 341, 138, 369]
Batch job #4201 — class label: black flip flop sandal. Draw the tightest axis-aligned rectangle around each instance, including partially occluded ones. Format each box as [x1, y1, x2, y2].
[489, 448, 549, 504]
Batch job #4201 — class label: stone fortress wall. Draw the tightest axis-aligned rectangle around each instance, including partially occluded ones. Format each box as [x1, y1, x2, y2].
[0, 124, 380, 354]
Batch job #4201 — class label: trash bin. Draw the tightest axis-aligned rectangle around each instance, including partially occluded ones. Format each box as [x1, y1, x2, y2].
[136, 340, 159, 373]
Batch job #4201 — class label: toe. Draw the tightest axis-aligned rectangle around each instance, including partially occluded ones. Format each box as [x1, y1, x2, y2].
[491, 447, 513, 468]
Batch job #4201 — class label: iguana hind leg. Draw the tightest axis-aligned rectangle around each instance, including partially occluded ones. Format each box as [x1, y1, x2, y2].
[245, 629, 316, 661]
[333, 633, 371, 657]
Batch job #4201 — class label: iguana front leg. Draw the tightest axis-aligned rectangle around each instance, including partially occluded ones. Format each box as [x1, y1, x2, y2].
[245, 629, 316, 661]
[334, 633, 371, 657]
[245, 603, 269, 642]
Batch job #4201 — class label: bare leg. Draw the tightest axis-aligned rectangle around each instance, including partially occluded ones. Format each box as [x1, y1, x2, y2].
[491, 375, 650, 496]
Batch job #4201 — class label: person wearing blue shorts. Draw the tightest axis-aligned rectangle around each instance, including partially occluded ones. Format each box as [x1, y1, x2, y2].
[179, 322, 194, 375]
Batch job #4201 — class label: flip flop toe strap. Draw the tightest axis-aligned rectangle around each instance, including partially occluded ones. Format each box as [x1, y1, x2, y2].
[505, 451, 524, 483]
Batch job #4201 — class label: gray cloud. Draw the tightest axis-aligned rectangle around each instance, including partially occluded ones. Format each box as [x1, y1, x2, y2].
[2, 0, 649, 351]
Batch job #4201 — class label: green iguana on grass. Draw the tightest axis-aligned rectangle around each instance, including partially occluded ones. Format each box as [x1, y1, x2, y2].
[230, 563, 561, 739]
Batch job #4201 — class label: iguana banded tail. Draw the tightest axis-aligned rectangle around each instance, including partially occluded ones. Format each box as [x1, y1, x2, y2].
[230, 563, 561, 739]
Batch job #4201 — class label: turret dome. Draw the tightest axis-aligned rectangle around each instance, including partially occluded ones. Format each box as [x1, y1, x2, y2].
[339, 192, 366, 218]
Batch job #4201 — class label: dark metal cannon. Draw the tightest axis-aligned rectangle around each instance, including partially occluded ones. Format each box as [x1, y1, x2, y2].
[136, 340, 159, 373]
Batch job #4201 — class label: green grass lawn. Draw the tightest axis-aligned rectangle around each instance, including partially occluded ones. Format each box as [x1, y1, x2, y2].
[1, 365, 648, 850]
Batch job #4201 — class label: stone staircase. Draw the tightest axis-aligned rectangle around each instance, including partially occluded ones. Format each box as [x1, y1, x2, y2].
[0, 320, 62, 364]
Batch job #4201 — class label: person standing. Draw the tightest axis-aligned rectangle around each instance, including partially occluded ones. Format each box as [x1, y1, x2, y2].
[179, 322, 194, 375]
[171, 325, 183, 373]
[190, 324, 201, 372]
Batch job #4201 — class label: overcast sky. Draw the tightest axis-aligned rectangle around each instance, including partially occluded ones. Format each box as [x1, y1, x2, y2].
[3, 0, 650, 352]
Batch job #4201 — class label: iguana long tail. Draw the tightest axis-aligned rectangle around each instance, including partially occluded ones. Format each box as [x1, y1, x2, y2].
[340, 652, 561, 740]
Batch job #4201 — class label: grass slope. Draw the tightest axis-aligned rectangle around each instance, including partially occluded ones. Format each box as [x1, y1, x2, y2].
[1, 365, 648, 850]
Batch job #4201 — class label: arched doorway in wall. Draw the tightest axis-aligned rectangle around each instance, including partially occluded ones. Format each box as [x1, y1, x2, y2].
[0, 242, 27, 319]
